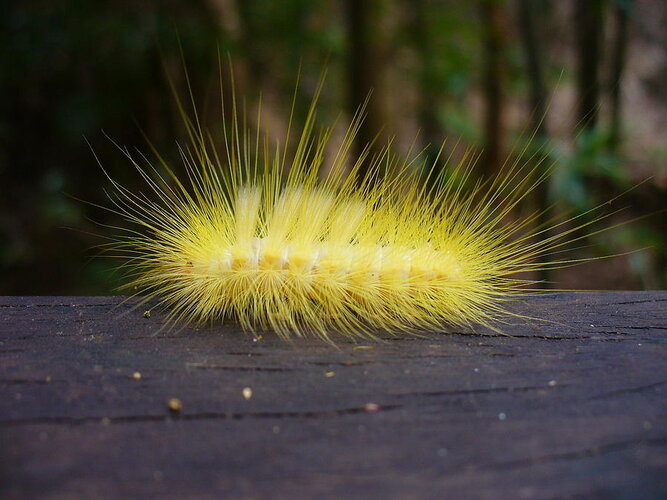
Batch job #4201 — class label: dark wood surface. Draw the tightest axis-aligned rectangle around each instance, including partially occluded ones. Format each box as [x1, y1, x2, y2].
[1, 292, 666, 499]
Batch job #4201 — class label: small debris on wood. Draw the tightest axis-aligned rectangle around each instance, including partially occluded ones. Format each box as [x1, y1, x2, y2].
[548, 380, 557, 387]
[143, 310, 151, 319]
[242, 387, 253, 400]
[354, 345, 374, 350]
[325, 371, 335, 378]
[167, 398, 183, 413]
[498, 412, 507, 421]
[132, 371, 142, 381]
[364, 402, 380, 412]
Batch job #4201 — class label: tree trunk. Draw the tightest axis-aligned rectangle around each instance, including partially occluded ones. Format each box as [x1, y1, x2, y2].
[413, 0, 442, 184]
[518, 0, 551, 287]
[609, 0, 631, 149]
[480, 0, 506, 178]
[518, 0, 547, 137]
[346, 0, 386, 186]
[575, 0, 604, 131]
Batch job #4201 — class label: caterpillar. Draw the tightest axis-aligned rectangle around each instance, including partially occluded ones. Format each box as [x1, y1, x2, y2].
[98, 69, 608, 340]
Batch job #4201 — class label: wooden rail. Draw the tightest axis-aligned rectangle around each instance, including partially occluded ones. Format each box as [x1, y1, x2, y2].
[1, 292, 666, 499]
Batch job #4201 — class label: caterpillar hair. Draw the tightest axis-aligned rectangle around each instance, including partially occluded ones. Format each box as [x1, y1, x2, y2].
[95, 63, 619, 341]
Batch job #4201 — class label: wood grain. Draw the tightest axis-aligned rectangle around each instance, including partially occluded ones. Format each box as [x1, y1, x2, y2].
[1, 292, 666, 499]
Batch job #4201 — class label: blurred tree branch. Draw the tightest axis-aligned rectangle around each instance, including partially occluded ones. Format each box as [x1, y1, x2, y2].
[346, 0, 388, 186]
[575, 0, 604, 131]
[609, 0, 631, 150]
[480, 0, 506, 177]
[518, 0, 551, 287]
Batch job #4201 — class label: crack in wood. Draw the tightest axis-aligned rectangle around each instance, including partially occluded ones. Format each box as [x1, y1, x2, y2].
[613, 298, 667, 305]
[0, 404, 403, 427]
[417, 331, 588, 341]
[186, 363, 297, 372]
[308, 360, 376, 367]
[0, 303, 116, 308]
[591, 380, 667, 399]
[0, 378, 50, 385]
[593, 325, 667, 331]
[392, 383, 562, 399]
[489, 436, 667, 469]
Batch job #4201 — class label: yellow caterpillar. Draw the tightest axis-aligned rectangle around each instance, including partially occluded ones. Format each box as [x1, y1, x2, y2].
[100, 70, 602, 340]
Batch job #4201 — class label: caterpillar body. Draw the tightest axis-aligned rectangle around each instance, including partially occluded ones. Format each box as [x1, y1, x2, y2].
[101, 73, 593, 340]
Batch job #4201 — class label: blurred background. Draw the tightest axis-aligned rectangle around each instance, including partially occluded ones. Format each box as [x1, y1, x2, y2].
[1, 0, 665, 295]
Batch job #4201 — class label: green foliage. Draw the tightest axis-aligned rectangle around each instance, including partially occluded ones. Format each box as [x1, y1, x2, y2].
[551, 128, 626, 211]
[550, 127, 666, 287]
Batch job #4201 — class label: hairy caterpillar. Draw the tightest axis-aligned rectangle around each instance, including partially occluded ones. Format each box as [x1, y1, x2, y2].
[98, 69, 609, 340]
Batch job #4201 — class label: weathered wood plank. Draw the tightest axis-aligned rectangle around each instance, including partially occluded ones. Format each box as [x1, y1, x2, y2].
[0, 292, 666, 499]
